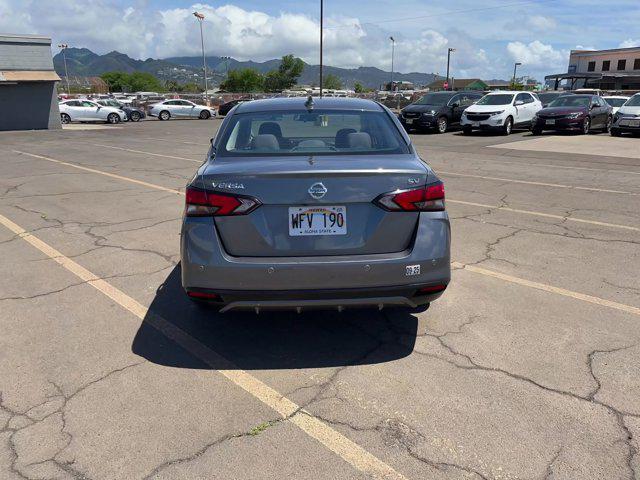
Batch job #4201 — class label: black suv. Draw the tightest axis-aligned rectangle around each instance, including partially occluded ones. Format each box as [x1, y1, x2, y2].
[399, 91, 483, 133]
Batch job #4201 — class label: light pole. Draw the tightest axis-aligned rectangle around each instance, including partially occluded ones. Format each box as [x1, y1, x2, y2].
[57, 43, 70, 95]
[193, 11, 209, 104]
[445, 47, 455, 90]
[389, 36, 395, 92]
[512, 62, 522, 88]
[319, 0, 323, 97]
[220, 56, 231, 82]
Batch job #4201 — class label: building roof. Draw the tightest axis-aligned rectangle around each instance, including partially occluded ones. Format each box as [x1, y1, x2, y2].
[235, 97, 383, 113]
[0, 33, 52, 45]
[426, 78, 487, 89]
[570, 46, 640, 56]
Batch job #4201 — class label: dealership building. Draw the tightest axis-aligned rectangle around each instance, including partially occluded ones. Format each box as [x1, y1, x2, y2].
[546, 45, 640, 91]
[0, 34, 61, 131]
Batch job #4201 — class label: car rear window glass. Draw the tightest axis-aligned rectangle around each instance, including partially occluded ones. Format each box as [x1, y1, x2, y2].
[218, 110, 410, 157]
[548, 96, 591, 107]
[604, 98, 627, 108]
[476, 94, 514, 105]
[414, 94, 451, 106]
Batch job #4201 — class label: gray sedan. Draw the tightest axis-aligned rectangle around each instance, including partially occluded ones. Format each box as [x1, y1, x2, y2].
[181, 97, 451, 312]
[148, 99, 217, 120]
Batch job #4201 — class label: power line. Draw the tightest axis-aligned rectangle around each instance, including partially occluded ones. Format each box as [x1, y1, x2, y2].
[323, 0, 556, 30]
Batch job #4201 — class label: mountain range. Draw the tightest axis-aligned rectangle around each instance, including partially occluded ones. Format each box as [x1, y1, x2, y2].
[53, 48, 439, 89]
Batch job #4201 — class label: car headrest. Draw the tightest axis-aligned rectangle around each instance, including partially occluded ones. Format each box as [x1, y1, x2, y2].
[347, 132, 372, 149]
[335, 128, 357, 148]
[252, 134, 279, 151]
[258, 122, 283, 138]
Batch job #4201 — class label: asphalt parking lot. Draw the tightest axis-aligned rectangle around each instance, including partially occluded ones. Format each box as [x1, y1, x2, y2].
[1, 119, 639, 480]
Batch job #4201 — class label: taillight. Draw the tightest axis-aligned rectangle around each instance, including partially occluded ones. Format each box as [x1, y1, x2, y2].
[185, 187, 261, 216]
[374, 181, 445, 212]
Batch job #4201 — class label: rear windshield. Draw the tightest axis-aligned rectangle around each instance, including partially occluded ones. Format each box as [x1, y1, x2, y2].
[537, 93, 562, 104]
[604, 98, 627, 107]
[548, 96, 590, 107]
[476, 94, 514, 106]
[414, 94, 451, 106]
[217, 110, 409, 157]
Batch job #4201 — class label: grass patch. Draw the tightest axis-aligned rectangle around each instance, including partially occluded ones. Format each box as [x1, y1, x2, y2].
[249, 421, 274, 436]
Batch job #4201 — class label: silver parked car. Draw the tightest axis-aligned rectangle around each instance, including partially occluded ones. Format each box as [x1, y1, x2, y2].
[181, 97, 451, 312]
[148, 99, 217, 120]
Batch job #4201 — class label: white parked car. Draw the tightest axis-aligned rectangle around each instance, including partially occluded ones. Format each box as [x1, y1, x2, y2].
[461, 91, 542, 135]
[603, 96, 630, 115]
[59, 100, 127, 124]
[610, 93, 640, 137]
[148, 100, 217, 120]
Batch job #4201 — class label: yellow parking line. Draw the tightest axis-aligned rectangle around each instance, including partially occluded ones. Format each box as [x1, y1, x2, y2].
[90, 143, 203, 163]
[438, 170, 638, 195]
[448, 199, 640, 232]
[452, 261, 640, 317]
[13, 150, 638, 233]
[12, 150, 184, 195]
[0, 211, 407, 480]
[433, 158, 640, 176]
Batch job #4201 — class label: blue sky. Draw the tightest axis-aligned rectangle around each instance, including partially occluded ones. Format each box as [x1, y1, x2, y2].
[2, 0, 639, 80]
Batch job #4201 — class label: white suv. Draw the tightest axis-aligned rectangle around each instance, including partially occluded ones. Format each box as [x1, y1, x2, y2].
[461, 91, 542, 135]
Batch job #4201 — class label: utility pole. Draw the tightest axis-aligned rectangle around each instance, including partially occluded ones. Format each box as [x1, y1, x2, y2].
[319, 0, 323, 97]
[193, 11, 209, 104]
[58, 44, 70, 95]
[512, 62, 522, 88]
[389, 37, 395, 91]
[446, 47, 455, 90]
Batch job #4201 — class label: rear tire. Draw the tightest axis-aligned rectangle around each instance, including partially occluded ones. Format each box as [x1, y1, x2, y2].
[199, 110, 211, 120]
[581, 117, 591, 134]
[60, 113, 71, 124]
[502, 117, 513, 136]
[610, 128, 622, 137]
[531, 127, 542, 135]
[158, 110, 170, 121]
[130, 111, 141, 122]
[436, 116, 448, 134]
[462, 126, 472, 135]
[107, 113, 120, 124]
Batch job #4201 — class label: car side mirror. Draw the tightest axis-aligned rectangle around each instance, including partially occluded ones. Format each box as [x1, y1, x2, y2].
[515, 100, 524, 106]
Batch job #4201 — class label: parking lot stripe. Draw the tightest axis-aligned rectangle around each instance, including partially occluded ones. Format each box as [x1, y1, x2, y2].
[0, 211, 407, 480]
[447, 199, 640, 232]
[90, 144, 204, 163]
[12, 150, 184, 196]
[438, 170, 638, 195]
[138, 136, 211, 147]
[452, 261, 640, 317]
[434, 158, 640, 176]
[14, 149, 638, 233]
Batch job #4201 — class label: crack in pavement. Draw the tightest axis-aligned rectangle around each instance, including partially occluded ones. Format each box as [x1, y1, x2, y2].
[1, 361, 145, 480]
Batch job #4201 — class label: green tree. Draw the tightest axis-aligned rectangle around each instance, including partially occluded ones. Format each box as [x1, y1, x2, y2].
[100, 71, 163, 92]
[182, 82, 201, 93]
[101, 72, 129, 92]
[264, 54, 304, 92]
[353, 82, 365, 93]
[221, 68, 264, 92]
[164, 80, 182, 92]
[323, 74, 342, 90]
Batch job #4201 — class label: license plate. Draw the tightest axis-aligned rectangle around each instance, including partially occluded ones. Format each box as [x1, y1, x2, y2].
[472, 122, 479, 127]
[546, 119, 556, 125]
[405, 119, 414, 125]
[289, 206, 347, 236]
[620, 119, 631, 126]
[632, 120, 640, 127]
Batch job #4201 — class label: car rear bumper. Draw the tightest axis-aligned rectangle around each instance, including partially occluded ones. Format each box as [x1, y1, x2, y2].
[180, 212, 451, 308]
[532, 117, 584, 130]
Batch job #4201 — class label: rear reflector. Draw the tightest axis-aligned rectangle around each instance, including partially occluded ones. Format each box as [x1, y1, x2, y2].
[187, 291, 220, 300]
[185, 186, 261, 217]
[418, 285, 447, 294]
[374, 181, 445, 212]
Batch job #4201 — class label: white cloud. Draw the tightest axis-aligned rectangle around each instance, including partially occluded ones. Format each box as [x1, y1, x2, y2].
[506, 40, 566, 69]
[528, 15, 556, 30]
[619, 38, 640, 48]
